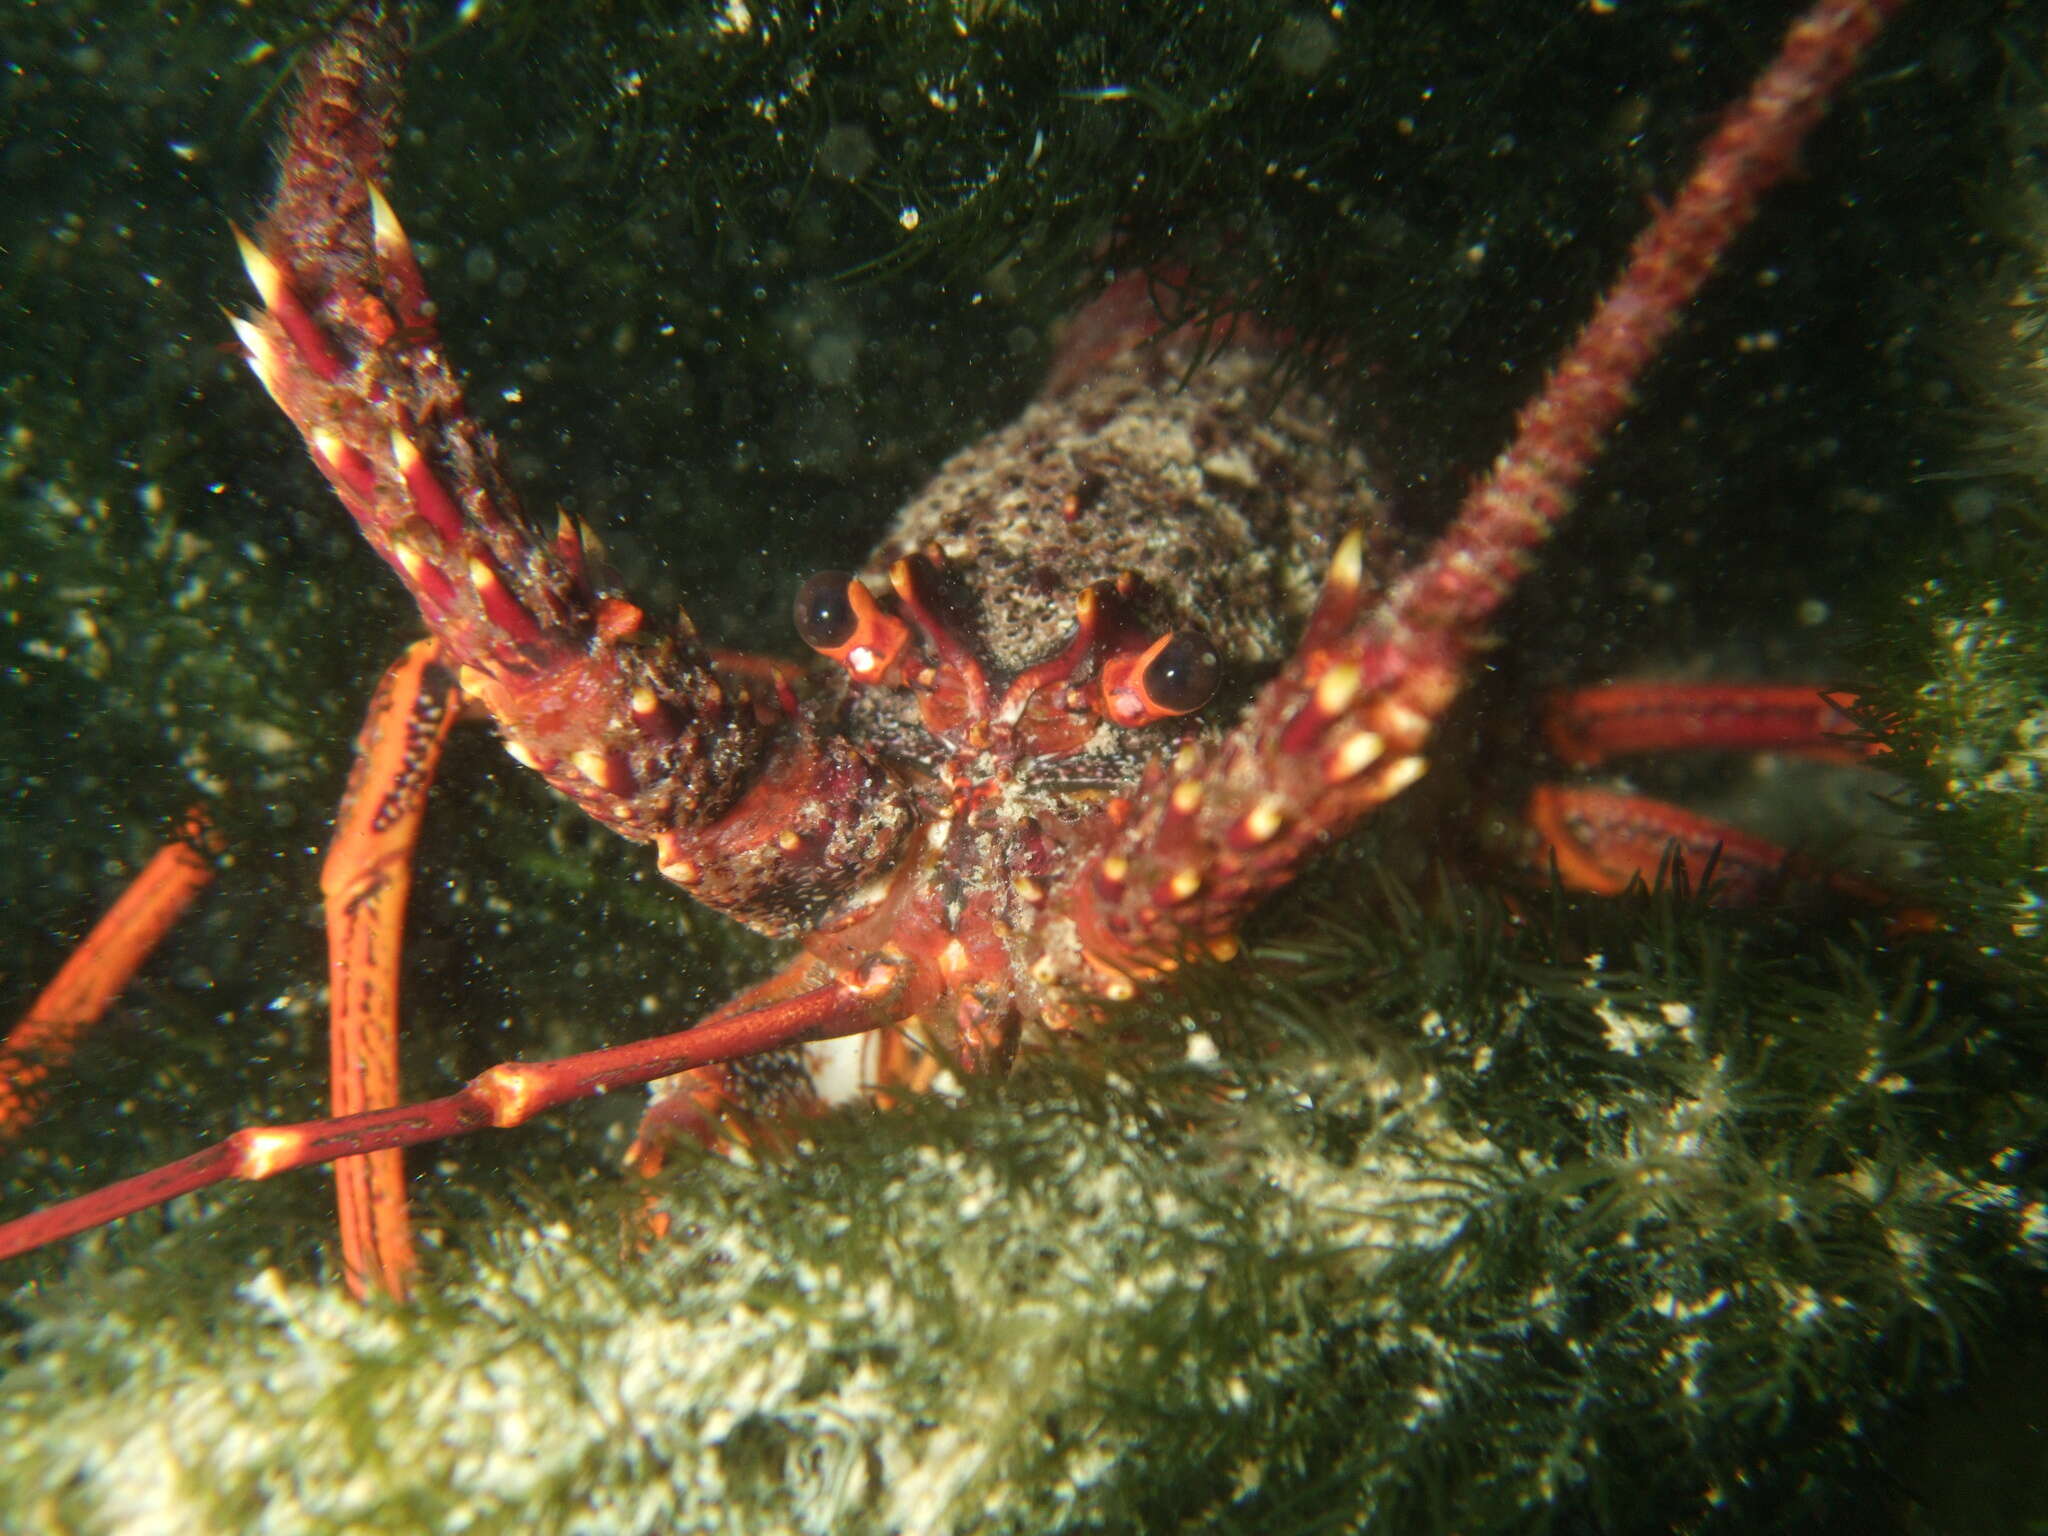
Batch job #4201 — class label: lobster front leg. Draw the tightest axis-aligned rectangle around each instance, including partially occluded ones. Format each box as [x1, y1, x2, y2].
[234, 9, 912, 938]
[0, 953, 920, 1266]
[319, 639, 463, 1300]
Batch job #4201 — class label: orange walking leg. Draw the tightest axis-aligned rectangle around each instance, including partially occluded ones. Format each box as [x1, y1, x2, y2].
[320, 639, 462, 1300]
[1526, 782, 1897, 908]
[1529, 681, 1929, 921]
[1543, 682, 1878, 769]
[0, 807, 219, 1140]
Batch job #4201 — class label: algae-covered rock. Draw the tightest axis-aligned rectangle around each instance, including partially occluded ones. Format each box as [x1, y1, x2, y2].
[4, 888, 2039, 1534]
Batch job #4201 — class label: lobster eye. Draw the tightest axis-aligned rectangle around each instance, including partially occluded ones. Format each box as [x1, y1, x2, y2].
[794, 570, 860, 651]
[1099, 627, 1221, 727]
[1139, 630, 1220, 716]
[792, 569, 912, 684]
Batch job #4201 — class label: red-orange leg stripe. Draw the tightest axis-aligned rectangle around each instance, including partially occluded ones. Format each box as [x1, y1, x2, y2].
[0, 808, 218, 1140]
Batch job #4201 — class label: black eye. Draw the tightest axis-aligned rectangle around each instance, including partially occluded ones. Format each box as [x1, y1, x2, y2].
[794, 570, 859, 650]
[1140, 630, 1220, 715]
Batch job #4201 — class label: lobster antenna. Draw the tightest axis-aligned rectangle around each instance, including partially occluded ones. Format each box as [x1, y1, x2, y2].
[1392, 0, 1906, 642]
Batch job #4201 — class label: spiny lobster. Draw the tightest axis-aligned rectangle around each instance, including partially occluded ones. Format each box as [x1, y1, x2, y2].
[0, 0, 1914, 1300]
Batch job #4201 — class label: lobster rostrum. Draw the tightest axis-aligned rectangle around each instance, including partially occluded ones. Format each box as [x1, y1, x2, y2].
[0, 0, 1912, 1298]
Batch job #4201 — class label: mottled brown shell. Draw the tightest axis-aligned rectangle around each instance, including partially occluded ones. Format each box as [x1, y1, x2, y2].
[845, 321, 1398, 791]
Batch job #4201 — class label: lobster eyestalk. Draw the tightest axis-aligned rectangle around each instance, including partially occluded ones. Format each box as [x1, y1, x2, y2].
[234, 6, 912, 936]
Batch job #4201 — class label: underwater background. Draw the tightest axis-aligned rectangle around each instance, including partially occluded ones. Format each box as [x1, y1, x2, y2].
[2, 1, 2045, 1530]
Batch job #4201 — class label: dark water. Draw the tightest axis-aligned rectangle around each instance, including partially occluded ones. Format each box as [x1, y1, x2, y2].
[0, 3, 2042, 1531]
